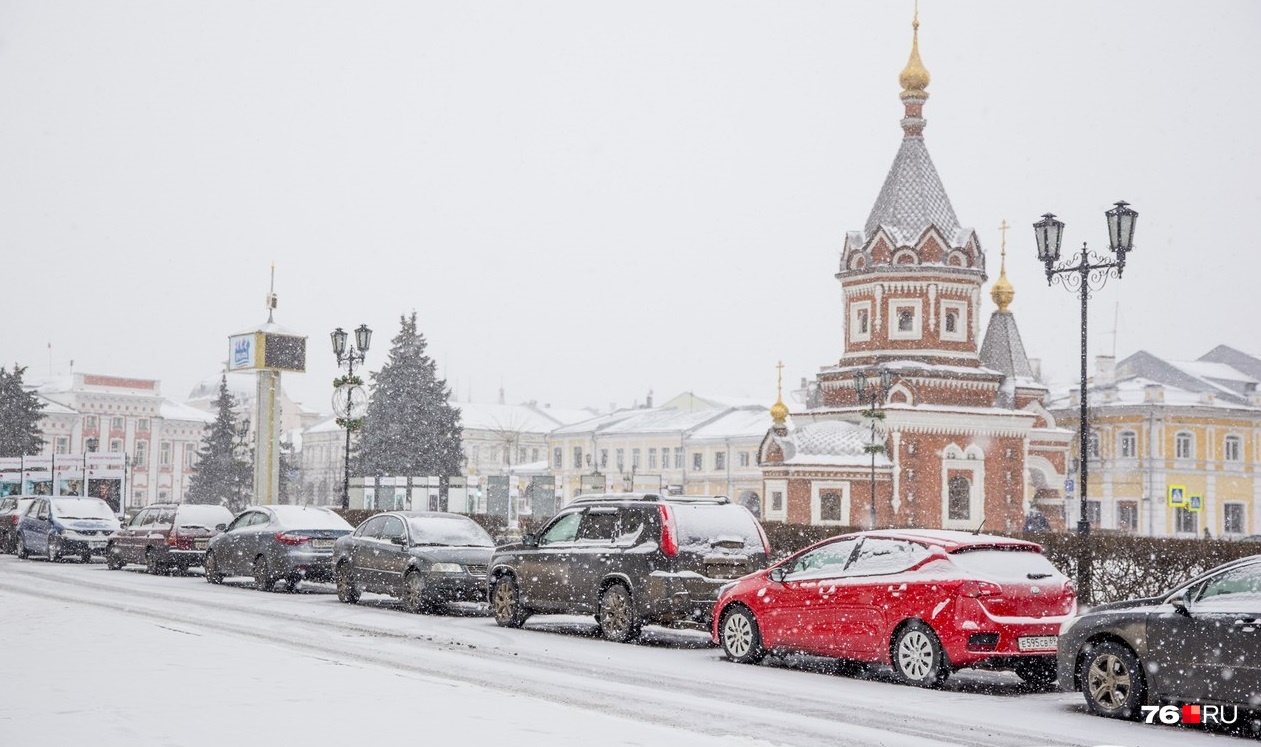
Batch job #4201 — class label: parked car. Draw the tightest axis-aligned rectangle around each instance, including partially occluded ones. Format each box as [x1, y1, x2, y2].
[332, 511, 494, 612]
[0, 496, 37, 554]
[14, 496, 121, 563]
[203, 505, 354, 591]
[713, 529, 1076, 688]
[1057, 554, 1261, 719]
[106, 503, 235, 574]
[488, 492, 769, 642]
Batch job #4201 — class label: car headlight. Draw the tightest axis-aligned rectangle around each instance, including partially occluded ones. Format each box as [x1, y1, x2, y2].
[1058, 615, 1082, 636]
[429, 562, 463, 573]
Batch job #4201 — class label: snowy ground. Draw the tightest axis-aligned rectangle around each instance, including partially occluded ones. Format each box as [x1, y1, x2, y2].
[0, 555, 1256, 746]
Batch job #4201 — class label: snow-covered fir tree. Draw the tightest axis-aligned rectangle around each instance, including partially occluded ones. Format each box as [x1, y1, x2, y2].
[0, 364, 46, 457]
[357, 312, 463, 480]
[186, 375, 252, 508]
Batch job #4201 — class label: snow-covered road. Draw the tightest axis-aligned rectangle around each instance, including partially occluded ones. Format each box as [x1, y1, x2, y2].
[0, 555, 1253, 746]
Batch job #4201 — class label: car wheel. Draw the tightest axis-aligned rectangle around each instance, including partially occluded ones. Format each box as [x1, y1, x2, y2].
[1080, 641, 1146, 719]
[892, 620, 948, 687]
[490, 575, 529, 628]
[106, 543, 124, 571]
[146, 549, 163, 575]
[16, 534, 29, 559]
[335, 562, 360, 604]
[719, 606, 765, 665]
[253, 556, 275, 592]
[204, 551, 224, 584]
[598, 584, 641, 643]
[402, 570, 433, 614]
[47, 537, 61, 562]
[1015, 657, 1058, 691]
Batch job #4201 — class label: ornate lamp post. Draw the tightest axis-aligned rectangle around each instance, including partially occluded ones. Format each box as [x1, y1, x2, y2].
[331, 324, 372, 510]
[1032, 201, 1137, 602]
[855, 367, 894, 530]
[81, 437, 98, 497]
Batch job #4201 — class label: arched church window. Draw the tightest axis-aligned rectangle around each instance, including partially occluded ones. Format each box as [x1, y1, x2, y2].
[945, 311, 957, 333]
[898, 309, 915, 332]
[857, 308, 869, 334]
[948, 475, 971, 521]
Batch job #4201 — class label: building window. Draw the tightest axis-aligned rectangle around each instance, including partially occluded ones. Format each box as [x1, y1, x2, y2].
[134, 441, 148, 468]
[552, 448, 562, 469]
[572, 447, 582, 469]
[1223, 503, 1245, 535]
[947, 475, 971, 521]
[600, 449, 608, 469]
[715, 452, 726, 470]
[1118, 431, 1137, 459]
[632, 449, 640, 469]
[1086, 431, 1100, 460]
[184, 447, 196, 469]
[159, 442, 172, 467]
[944, 312, 957, 333]
[109, 439, 123, 453]
[531, 448, 539, 462]
[1085, 500, 1102, 527]
[857, 309, 869, 334]
[648, 448, 657, 469]
[692, 452, 703, 471]
[1175, 507, 1197, 534]
[616, 449, 625, 471]
[738, 451, 750, 467]
[111, 416, 124, 431]
[819, 491, 843, 522]
[850, 302, 872, 343]
[1117, 501, 1138, 532]
[1224, 435, 1242, 462]
[771, 491, 783, 512]
[898, 308, 914, 331]
[888, 299, 922, 340]
[85, 415, 97, 429]
[519, 448, 527, 464]
[674, 447, 683, 469]
[471, 446, 480, 464]
[1175, 432, 1194, 460]
[137, 418, 150, 433]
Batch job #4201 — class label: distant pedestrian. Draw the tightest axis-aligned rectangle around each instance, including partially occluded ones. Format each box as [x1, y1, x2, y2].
[1203, 527, 1212, 540]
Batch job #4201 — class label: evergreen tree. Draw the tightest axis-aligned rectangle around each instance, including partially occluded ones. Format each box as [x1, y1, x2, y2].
[357, 313, 463, 480]
[0, 364, 46, 457]
[186, 375, 252, 508]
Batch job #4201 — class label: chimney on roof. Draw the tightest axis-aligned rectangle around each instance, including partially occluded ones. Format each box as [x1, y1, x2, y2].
[1144, 384, 1164, 403]
[646, 390, 654, 408]
[1095, 355, 1116, 387]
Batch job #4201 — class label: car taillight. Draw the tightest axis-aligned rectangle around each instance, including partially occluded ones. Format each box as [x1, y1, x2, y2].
[657, 504, 678, 558]
[274, 533, 311, 546]
[755, 521, 771, 557]
[960, 579, 1003, 598]
[167, 532, 179, 547]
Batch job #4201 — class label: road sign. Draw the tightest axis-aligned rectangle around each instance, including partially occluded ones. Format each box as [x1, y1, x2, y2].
[1064, 479, 1074, 494]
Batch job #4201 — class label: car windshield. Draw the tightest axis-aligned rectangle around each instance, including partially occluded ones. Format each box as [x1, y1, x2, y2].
[176, 505, 234, 528]
[949, 547, 1061, 580]
[51, 498, 116, 521]
[267, 505, 353, 530]
[672, 504, 763, 553]
[406, 516, 494, 547]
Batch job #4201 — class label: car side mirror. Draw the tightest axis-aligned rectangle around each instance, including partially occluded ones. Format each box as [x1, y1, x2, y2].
[522, 533, 538, 548]
[390, 536, 406, 546]
[1168, 591, 1191, 616]
[215, 523, 227, 531]
[769, 567, 788, 584]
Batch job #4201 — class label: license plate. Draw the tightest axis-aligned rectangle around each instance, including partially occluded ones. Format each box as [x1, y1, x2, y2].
[195, 540, 209, 550]
[1018, 635, 1057, 651]
[310, 539, 334, 549]
[89, 541, 106, 549]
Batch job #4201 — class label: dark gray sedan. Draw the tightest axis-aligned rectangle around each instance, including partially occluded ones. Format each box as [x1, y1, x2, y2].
[1057, 554, 1261, 719]
[332, 511, 493, 613]
[204, 505, 354, 591]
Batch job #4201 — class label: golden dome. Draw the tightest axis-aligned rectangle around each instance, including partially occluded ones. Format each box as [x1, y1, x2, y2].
[771, 361, 789, 426]
[991, 220, 1016, 312]
[899, 11, 931, 96]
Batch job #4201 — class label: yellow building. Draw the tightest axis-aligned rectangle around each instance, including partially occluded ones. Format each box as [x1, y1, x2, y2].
[1048, 347, 1261, 538]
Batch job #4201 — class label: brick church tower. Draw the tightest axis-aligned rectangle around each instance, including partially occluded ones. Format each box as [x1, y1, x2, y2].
[759, 12, 1071, 532]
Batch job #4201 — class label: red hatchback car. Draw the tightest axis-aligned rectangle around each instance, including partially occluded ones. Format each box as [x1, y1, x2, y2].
[713, 529, 1075, 687]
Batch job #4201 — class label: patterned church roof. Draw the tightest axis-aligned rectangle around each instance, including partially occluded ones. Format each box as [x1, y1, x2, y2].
[863, 135, 962, 246]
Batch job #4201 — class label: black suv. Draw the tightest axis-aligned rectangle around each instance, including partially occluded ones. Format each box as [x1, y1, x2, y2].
[487, 492, 769, 642]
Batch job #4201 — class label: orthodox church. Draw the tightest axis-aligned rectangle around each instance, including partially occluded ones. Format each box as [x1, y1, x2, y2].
[759, 13, 1072, 533]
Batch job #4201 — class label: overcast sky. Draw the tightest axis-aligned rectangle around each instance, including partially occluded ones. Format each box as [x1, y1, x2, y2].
[2, 1, 1258, 415]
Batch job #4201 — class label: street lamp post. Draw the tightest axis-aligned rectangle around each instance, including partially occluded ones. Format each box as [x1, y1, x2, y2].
[1032, 201, 1138, 603]
[855, 368, 894, 530]
[81, 437, 98, 498]
[331, 324, 372, 510]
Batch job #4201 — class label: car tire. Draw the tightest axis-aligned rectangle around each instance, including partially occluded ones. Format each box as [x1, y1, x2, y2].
[719, 606, 765, 665]
[490, 575, 529, 628]
[204, 551, 224, 584]
[146, 549, 163, 576]
[47, 537, 61, 562]
[16, 534, 29, 559]
[598, 584, 641, 643]
[253, 556, 275, 592]
[1080, 641, 1146, 719]
[106, 543, 124, 570]
[402, 570, 433, 614]
[1015, 657, 1058, 691]
[335, 562, 360, 604]
[892, 620, 949, 687]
